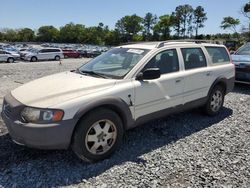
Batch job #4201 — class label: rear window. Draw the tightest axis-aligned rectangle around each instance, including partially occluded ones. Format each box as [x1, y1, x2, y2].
[205, 47, 230, 64]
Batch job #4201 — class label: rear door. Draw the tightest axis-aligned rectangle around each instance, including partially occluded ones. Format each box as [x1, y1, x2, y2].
[37, 49, 48, 60]
[0, 51, 6, 61]
[133, 48, 184, 119]
[180, 47, 213, 104]
[205, 46, 235, 82]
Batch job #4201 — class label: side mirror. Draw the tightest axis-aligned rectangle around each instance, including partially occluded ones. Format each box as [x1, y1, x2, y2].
[136, 68, 161, 80]
[230, 51, 236, 55]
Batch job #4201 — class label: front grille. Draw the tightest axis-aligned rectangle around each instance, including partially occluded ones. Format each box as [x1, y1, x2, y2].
[3, 100, 14, 119]
[2, 94, 25, 121]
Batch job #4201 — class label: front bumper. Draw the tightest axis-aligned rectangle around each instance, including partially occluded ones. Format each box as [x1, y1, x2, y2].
[1, 94, 78, 150]
[235, 64, 250, 83]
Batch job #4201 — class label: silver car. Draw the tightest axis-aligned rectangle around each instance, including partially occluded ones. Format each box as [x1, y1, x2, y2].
[0, 50, 16, 63]
[24, 48, 64, 62]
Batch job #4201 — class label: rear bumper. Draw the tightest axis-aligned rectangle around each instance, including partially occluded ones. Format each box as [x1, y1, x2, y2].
[1, 111, 77, 149]
[226, 76, 235, 94]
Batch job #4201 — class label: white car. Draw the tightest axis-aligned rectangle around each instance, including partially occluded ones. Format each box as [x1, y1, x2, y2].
[5, 50, 20, 60]
[2, 42, 235, 162]
[24, 48, 64, 62]
[0, 50, 17, 63]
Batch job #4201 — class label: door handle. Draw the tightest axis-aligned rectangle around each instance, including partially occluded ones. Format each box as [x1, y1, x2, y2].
[175, 78, 183, 83]
[206, 71, 212, 76]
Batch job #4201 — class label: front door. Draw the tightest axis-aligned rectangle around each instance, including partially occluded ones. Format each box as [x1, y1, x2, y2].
[133, 49, 184, 119]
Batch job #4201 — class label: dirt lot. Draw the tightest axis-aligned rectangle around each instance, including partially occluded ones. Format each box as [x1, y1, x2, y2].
[0, 60, 249, 187]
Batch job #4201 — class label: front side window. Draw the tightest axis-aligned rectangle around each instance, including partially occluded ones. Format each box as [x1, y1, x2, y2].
[144, 49, 179, 74]
[181, 48, 207, 70]
[205, 47, 230, 64]
[79, 48, 149, 79]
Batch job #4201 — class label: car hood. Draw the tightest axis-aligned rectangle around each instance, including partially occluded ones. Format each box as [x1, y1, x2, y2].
[11, 71, 116, 108]
[231, 54, 250, 65]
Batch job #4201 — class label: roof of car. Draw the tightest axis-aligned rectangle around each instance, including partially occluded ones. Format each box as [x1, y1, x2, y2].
[118, 41, 226, 50]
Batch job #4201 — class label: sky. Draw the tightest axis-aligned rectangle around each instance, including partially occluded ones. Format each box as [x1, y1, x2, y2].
[0, 0, 249, 34]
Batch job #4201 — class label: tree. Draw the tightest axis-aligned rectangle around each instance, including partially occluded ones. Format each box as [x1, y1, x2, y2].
[2, 29, 18, 42]
[172, 4, 194, 37]
[153, 15, 173, 40]
[242, 2, 250, 20]
[60, 23, 86, 43]
[193, 6, 207, 37]
[221, 17, 240, 40]
[17, 28, 35, 42]
[241, 2, 250, 38]
[37, 26, 59, 42]
[220, 17, 240, 33]
[115, 14, 143, 42]
[0, 32, 4, 41]
[143, 12, 157, 40]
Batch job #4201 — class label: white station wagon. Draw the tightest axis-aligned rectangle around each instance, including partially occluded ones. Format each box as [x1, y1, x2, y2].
[2, 42, 235, 162]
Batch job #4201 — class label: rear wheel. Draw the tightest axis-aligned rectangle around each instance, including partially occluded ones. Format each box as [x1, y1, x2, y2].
[7, 57, 14, 63]
[55, 56, 60, 61]
[72, 108, 124, 162]
[204, 85, 225, 116]
[30, 56, 37, 62]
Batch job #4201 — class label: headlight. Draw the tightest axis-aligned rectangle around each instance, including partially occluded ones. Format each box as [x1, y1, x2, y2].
[21, 107, 64, 123]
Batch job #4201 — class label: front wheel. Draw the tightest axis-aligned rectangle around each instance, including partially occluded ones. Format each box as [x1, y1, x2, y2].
[72, 108, 124, 162]
[7, 57, 14, 63]
[204, 85, 225, 116]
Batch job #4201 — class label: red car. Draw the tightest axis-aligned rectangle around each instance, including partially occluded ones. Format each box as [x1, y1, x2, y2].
[62, 49, 81, 58]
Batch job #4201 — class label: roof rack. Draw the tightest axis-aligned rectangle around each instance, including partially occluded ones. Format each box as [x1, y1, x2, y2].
[156, 39, 224, 48]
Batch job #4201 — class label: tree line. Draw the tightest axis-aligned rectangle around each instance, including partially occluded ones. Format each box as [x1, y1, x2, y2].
[0, 3, 249, 45]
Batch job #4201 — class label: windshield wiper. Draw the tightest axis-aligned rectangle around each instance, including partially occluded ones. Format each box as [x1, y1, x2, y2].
[79, 70, 109, 79]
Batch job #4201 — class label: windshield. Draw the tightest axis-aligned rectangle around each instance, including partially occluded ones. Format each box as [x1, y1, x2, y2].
[235, 43, 250, 55]
[78, 48, 149, 79]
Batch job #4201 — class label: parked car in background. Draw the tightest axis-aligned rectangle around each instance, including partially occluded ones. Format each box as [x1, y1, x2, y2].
[231, 43, 250, 83]
[0, 50, 16, 63]
[20, 48, 39, 60]
[1, 41, 235, 162]
[86, 49, 102, 58]
[62, 49, 81, 58]
[24, 48, 64, 62]
[5, 50, 20, 60]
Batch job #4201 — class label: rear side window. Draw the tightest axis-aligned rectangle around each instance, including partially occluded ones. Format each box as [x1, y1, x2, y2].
[181, 48, 207, 70]
[205, 47, 230, 64]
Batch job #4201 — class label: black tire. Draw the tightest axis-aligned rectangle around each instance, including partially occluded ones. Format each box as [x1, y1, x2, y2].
[30, 56, 37, 62]
[7, 57, 14, 63]
[203, 85, 225, 116]
[55, 56, 60, 61]
[72, 108, 124, 162]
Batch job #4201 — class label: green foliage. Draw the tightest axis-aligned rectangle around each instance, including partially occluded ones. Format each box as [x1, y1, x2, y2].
[60, 23, 86, 43]
[153, 15, 173, 40]
[193, 6, 207, 37]
[37, 26, 59, 42]
[220, 17, 240, 33]
[172, 4, 194, 37]
[115, 14, 143, 42]
[142, 13, 157, 40]
[17, 28, 35, 42]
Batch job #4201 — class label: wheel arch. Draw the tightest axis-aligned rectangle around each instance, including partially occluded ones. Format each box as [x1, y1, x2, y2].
[208, 77, 228, 97]
[73, 97, 135, 131]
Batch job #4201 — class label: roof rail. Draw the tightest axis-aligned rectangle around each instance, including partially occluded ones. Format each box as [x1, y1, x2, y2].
[156, 39, 224, 48]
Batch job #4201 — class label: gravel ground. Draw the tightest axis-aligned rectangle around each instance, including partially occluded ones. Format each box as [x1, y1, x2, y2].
[0, 60, 249, 187]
